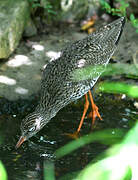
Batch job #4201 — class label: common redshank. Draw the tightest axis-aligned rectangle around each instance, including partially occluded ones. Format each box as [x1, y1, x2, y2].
[16, 17, 125, 148]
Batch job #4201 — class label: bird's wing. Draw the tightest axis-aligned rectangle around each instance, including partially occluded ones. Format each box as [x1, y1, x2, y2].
[64, 17, 125, 82]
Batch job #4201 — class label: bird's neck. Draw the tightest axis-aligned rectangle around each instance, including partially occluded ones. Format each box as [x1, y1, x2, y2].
[35, 105, 58, 124]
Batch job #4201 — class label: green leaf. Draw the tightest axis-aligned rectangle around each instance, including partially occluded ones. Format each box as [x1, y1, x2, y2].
[76, 122, 138, 180]
[44, 161, 55, 180]
[55, 129, 125, 159]
[130, 13, 135, 21]
[56, 122, 138, 180]
[0, 161, 7, 180]
[100, 0, 111, 13]
[99, 82, 138, 98]
[72, 63, 138, 82]
[32, 3, 41, 8]
[72, 64, 105, 82]
[59, 171, 79, 180]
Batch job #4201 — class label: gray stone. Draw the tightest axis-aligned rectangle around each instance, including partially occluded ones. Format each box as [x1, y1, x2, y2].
[114, 22, 138, 64]
[0, 0, 30, 59]
[61, 0, 89, 22]
[61, 0, 100, 22]
[23, 18, 37, 37]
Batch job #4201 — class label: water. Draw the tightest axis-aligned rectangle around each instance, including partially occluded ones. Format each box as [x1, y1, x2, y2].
[0, 93, 137, 180]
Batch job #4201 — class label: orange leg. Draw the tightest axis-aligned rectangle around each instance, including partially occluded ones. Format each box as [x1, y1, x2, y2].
[65, 90, 102, 139]
[64, 94, 89, 139]
[77, 93, 89, 133]
[77, 90, 102, 132]
[88, 90, 102, 126]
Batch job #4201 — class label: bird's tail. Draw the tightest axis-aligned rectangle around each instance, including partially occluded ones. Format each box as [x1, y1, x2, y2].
[101, 17, 126, 46]
[112, 17, 125, 45]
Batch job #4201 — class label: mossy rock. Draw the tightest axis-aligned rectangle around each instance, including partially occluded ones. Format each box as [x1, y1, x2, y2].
[0, 0, 30, 59]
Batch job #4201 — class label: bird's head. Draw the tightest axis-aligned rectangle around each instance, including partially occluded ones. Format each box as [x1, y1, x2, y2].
[16, 112, 45, 148]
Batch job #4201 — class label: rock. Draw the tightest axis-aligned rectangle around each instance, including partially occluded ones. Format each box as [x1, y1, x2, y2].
[114, 22, 138, 64]
[23, 18, 37, 37]
[133, 49, 138, 69]
[61, 0, 89, 22]
[0, 0, 30, 59]
[61, 0, 100, 22]
[86, 0, 100, 19]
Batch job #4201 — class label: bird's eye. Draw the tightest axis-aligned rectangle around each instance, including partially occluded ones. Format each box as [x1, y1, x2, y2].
[28, 126, 36, 132]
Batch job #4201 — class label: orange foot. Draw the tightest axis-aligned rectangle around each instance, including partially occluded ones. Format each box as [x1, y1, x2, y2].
[65, 90, 102, 139]
[87, 91, 102, 126]
[64, 131, 80, 139]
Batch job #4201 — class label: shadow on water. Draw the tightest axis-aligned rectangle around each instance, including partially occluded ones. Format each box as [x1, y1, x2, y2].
[0, 93, 137, 180]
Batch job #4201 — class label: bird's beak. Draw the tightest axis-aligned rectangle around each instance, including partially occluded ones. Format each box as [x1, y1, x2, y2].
[15, 136, 26, 149]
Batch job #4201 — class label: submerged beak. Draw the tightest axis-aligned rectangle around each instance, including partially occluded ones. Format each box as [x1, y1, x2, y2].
[16, 136, 26, 149]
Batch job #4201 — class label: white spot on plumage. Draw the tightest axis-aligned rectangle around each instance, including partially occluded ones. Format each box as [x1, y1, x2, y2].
[77, 59, 86, 68]
[35, 116, 43, 129]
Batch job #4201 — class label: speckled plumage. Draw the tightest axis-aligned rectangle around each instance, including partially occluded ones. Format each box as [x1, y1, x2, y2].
[18, 17, 125, 143]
